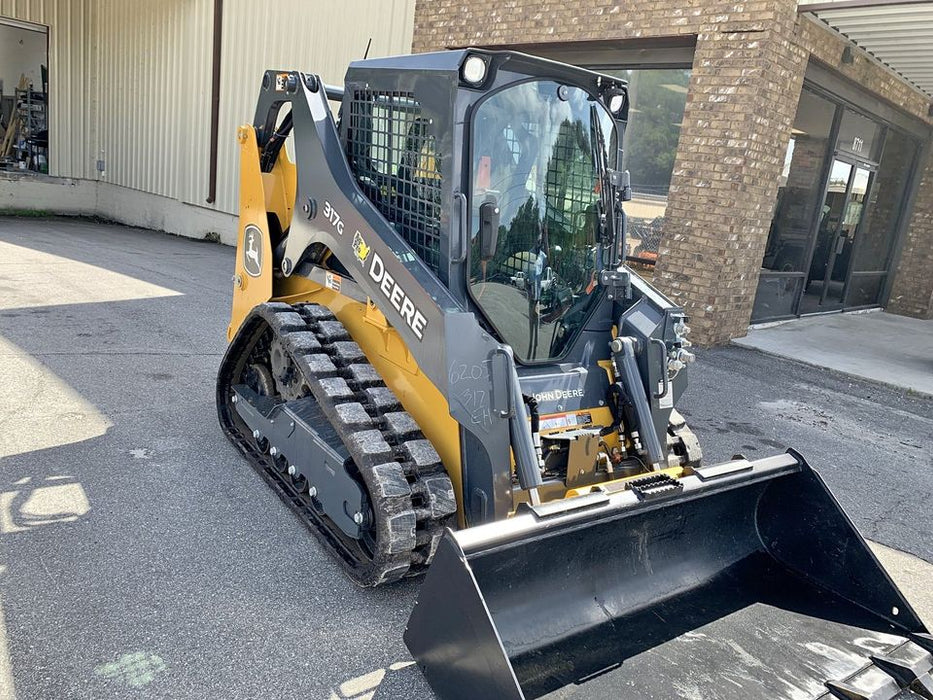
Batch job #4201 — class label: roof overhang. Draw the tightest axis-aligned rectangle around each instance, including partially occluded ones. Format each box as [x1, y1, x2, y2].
[798, 0, 933, 98]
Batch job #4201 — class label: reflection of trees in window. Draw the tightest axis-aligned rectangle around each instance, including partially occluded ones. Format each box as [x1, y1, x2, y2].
[543, 118, 598, 290]
[599, 68, 690, 263]
[496, 196, 540, 279]
[623, 69, 690, 193]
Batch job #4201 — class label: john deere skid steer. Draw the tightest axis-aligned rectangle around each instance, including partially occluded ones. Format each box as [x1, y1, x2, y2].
[217, 50, 931, 699]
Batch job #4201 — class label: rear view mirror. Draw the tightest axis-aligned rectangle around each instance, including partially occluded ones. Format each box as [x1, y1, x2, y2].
[479, 201, 500, 261]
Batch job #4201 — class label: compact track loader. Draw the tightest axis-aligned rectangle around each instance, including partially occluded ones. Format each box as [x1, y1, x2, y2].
[217, 50, 931, 699]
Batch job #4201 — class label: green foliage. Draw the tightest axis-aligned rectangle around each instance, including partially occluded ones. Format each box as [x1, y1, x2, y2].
[624, 69, 690, 192]
[0, 208, 52, 217]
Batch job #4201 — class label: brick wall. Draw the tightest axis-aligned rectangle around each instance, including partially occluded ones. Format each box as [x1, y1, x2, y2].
[412, 0, 933, 341]
[654, 25, 807, 343]
[887, 148, 933, 319]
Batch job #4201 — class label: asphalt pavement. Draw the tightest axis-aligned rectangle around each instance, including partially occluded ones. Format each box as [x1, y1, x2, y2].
[0, 217, 931, 700]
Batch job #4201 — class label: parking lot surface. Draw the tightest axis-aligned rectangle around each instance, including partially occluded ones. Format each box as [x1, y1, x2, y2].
[1, 218, 930, 699]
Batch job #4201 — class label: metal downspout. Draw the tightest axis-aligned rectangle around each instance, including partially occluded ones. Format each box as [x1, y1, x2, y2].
[206, 0, 223, 204]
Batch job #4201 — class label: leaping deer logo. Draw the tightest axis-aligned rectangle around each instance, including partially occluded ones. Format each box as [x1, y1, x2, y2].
[244, 226, 262, 277]
[352, 231, 371, 266]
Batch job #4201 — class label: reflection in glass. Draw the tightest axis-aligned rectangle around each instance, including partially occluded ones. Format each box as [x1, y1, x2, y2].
[806, 159, 850, 286]
[760, 89, 836, 275]
[601, 68, 690, 261]
[846, 274, 884, 307]
[836, 109, 882, 161]
[802, 160, 854, 311]
[469, 81, 615, 362]
[853, 128, 916, 274]
[830, 167, 870, 289]
[751, 275, 803, 322]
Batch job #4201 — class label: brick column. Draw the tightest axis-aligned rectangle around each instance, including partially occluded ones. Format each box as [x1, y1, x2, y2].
[653, 15, 808, 345]
[887, 149, 933, 320]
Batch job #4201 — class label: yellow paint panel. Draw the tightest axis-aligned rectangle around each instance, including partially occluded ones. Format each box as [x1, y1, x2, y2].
[228, 125, 274, 340]
[262, 145, 297, 233]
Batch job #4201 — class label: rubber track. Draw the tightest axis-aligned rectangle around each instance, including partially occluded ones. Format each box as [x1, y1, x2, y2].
[217, 302, 456, 586]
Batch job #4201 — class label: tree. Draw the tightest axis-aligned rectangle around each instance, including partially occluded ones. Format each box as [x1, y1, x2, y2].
[623, 69, 690, 193]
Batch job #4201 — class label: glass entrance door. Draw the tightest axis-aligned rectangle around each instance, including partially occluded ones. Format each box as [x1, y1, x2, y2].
[829, 167, 870, 305]
[800, 161, 872, 314]
[751, 90, 919, 324]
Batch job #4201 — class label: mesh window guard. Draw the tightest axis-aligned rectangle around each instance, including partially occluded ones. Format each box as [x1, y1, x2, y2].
[346, 90, 443, 274]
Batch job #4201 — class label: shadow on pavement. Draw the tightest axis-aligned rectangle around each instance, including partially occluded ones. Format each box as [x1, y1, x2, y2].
[0, 219, 435, 699]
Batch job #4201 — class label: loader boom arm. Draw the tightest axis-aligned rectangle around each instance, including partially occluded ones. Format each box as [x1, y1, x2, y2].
[250, 70, 534, 520]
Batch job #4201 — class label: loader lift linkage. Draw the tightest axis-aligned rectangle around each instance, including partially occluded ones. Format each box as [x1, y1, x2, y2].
[217, 49, 930, 699]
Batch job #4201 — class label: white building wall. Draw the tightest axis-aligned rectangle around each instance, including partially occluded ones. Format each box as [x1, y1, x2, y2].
[215, 0, 416, 214]
[0, 0, 416, 235]
[93, 0, 213, 205]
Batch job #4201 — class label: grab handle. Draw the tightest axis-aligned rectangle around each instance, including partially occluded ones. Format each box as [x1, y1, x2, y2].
[650, 337, 670, 400]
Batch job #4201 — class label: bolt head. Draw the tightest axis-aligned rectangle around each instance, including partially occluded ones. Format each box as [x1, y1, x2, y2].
[287, 465, 296, 476]
[231, 394, 238, 404]
[269, 446, 278, 457]
[252, 429, 261, 440]
[308, 486, 317, 498]
[353, 512, 364, 525]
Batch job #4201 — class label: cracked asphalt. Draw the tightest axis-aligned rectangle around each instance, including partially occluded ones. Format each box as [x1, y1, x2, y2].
[0, 218, 930, 699]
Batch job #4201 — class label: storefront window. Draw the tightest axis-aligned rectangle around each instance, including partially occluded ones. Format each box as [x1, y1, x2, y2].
[753, 82, 920, 323]
[753, 89, 836, 321]
[603, 68, 690, 264]
[852, 128, 915, 271]
[845, 127, 917, 307]
[836, 109, 882, 162]
[762, 90, 836, 274]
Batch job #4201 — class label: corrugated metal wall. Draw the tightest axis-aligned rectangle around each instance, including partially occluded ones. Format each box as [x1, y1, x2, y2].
[93, 0, 213, 203]
[1, 0, 415, 215]
[215, 0, 416, 213]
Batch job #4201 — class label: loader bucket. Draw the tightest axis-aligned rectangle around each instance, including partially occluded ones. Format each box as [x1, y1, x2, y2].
[405, 451, 931, 700]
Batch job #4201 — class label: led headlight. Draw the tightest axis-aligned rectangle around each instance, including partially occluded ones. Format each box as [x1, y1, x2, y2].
[461, 55, 488, 86]
[609, 93, 626, 114]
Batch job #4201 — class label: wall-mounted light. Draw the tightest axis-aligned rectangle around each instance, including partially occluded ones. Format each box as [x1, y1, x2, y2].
[841, 46, 854, 64]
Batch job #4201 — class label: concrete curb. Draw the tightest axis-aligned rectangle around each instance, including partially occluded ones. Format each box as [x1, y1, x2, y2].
[729, 340, 933, 400]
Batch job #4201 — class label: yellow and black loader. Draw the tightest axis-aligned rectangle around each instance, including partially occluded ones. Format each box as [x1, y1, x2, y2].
[216, 50, 932, 699]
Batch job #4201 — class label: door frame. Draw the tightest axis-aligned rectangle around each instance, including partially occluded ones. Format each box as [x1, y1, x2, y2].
[832, 161, 876, 307]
